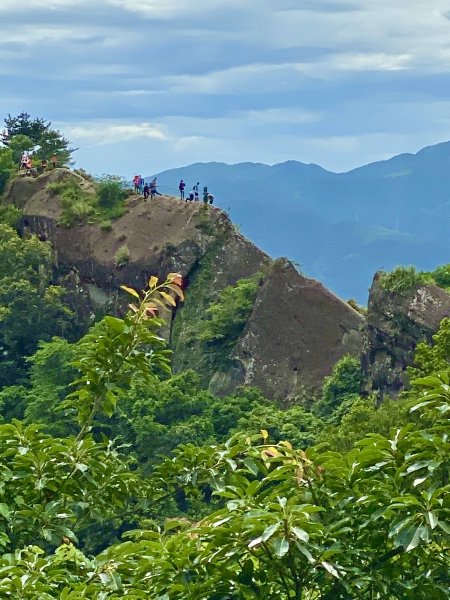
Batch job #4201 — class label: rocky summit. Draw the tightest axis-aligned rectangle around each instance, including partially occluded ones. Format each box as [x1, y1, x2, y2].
[362, 272, 450, 398]
[3, 168, 364, 401]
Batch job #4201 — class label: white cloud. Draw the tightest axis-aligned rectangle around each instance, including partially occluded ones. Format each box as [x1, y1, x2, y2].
[105, 0, 246, 18]
[0, 0, 89, 10]
[163, 52, 417, 96]
[165, 63, 305, 94]
[0, 24, 103, 45]
[234, 108, 322, 125]
[62, 122, 169, 145]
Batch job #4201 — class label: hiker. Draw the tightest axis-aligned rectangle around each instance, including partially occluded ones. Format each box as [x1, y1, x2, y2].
[20, 151, 28, 169]
[41, 158, 48, 171]
[203, 186, 209, 204]
[51, 155, 58, 169]
[193, 181, 200, 201]
[179, 179, 185, 200]
[188, 191, 194, 202]
[138, 176, 144, 194]
[133, 175, 140, 194]
[25, 156, 33, 175]
[143, 183, 150, 200]
[150, 178, 162, 199]
[26, 157, 37, 177]
[208, 193, 214, 205]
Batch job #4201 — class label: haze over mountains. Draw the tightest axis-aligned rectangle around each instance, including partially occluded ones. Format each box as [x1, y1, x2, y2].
[152, 141, 450, 302]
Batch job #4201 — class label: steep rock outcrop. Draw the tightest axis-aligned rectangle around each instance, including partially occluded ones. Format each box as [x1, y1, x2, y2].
[209, 259, 363, 402]
[362, 272, 450, 396]
[4, 169, 235, 300]
[3, 169, 364, 400]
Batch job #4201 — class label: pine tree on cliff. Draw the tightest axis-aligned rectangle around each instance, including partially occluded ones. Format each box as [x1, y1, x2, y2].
[1, 112, 76, 166]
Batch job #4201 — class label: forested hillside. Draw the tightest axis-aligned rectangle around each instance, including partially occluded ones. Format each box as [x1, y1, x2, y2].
[0, 114, 448, 598]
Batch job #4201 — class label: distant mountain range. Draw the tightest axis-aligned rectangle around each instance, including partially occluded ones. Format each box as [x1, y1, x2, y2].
[149, 141, 450, 302]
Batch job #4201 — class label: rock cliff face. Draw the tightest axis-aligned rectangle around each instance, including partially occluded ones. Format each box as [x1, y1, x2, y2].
[2, 169, 364, 401]
[362, 273, 450, 397]
[218, 259, 363, 403]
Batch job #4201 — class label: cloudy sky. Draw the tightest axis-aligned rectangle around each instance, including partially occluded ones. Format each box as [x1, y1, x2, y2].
[2, 0, 450, 177]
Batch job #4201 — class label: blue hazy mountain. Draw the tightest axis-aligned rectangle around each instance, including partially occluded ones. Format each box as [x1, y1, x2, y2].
[151, 141, 450, 302]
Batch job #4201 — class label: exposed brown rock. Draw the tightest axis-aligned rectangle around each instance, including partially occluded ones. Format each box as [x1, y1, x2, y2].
[362, 272, 450, 397]
[3, 169, 232, 294]
[209, 259, 364, 402]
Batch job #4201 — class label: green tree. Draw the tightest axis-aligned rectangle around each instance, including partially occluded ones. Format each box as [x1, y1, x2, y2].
[0, 385, 28, 422]
[314, 355, 364, 420]
[200, 273, 262, 345]
[2, 112, 75, 165]
[24, 337, 79, 435]
[2, 112, 49, 145]
[8, 134, 34, 165]
[96, 174, 127, 219]
[318, 395, 418, 453]
[237, 403, 323, 448]
[0, 274, 183, 573]
[430, 263, 450, 288]
[0, 225, 74, 386]
[408, 316, 450, 380]
[0, 147, 15, 194]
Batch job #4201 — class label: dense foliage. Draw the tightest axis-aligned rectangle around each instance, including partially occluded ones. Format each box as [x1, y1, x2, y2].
[47, 174, 127, 227]
[0, 147, 15, 194]
[409, 316, 450, 379]
[0, 225, 75, 386]
[200, 273, 262, 345]
[0, 277, 447, 598]
[196, 273, 262, 373]
[313, 355, 363, 420]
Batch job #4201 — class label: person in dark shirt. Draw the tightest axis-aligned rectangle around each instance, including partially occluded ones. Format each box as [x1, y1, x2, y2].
[179, 179, 186, 200]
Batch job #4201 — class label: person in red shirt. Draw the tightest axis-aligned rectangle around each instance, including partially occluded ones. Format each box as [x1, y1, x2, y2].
[51, 155, 58, 169]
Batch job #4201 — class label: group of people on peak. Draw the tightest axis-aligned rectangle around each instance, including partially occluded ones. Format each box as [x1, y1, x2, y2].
[179, 180, 214, 205]
[133, 174, 215, 205]
[20, 151, 59, 176]
[133, 175, 162, 201]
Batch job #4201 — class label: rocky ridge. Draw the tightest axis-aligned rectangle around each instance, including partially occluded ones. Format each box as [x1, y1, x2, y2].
[3, 169, 365, 401]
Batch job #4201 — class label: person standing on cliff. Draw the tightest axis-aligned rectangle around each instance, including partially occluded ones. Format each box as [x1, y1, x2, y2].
[179, 179, 185, 200]
[20, 151, 28, 170]
[150, 178, 162, 199]
[143, 183, 150, 200]
[51, 155, 58, 169]
[193, 181, 200, 201]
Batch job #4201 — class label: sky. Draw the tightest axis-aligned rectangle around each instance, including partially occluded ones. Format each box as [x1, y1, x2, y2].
[2, 0, 450, 178]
